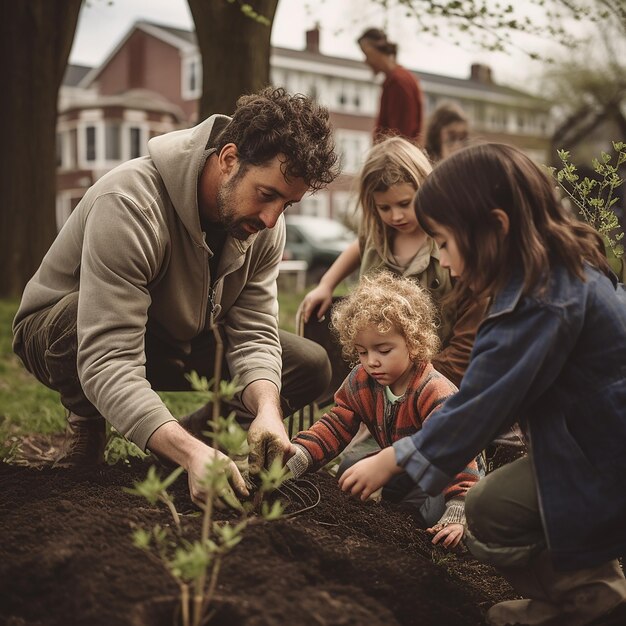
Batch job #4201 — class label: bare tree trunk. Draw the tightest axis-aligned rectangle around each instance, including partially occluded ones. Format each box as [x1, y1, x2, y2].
[187, 0, 279, 121]
[0, 0, 82, 297]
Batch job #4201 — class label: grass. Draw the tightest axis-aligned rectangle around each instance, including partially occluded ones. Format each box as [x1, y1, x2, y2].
[0, 279, 343, 443]
[0, 299, 67, 436]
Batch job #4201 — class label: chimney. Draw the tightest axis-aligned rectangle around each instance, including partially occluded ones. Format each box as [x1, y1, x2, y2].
[306, 24, 320, 54]
[470, 63, 493, 84]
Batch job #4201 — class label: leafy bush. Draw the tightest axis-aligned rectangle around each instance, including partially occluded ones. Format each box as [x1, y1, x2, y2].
[550, 141, 625, 261]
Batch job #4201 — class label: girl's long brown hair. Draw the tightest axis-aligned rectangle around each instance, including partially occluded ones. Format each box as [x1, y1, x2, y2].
[414, 143, 609, 301]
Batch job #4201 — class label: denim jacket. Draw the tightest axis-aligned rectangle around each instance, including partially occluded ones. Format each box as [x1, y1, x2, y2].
[394, 263, 626, 570]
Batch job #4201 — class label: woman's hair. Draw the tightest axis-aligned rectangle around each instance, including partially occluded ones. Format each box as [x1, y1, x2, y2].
[425, 101, 468, 162]
[331, 271, 440, 365]
[357, 136, 432, 258]
[215, 87, 339, 191]
[414, 142, 609, 300]
[357, 28, 398, 56]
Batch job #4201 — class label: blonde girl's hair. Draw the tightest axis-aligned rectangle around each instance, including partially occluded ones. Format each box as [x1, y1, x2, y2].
[357, 136, 432, 260]
[331, 270, 440, 365]
[414, 142, 610, 302]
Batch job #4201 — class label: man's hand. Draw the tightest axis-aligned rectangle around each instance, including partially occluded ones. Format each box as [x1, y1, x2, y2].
[146, 421, 248, 509]
[338, 446, 403, 500]
[186, 444, 249, 509]
[241, 380, 292, 476]
[247, 408, 294, 476]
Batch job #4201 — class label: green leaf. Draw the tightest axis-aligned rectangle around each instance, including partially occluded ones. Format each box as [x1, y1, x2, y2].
[261, 499, 285, 521]
[132, 528, 152, 550]
[169, 541, 213, 582]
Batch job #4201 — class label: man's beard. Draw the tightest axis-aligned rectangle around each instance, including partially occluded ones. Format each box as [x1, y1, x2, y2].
[215, 176, 266, 240]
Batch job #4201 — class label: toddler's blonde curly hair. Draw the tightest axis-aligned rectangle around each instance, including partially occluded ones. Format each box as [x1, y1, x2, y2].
[331, 271, 440, 365]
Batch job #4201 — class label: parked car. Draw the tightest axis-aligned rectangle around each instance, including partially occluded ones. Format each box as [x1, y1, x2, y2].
[283, 215, 356, 283]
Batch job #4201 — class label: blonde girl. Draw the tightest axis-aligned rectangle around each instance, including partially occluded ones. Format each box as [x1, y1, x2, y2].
[302, 136, 484, 386]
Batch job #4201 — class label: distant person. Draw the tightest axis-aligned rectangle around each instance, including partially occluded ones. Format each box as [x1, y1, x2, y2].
[357, 28, 424, 143]
[289, 271, 480, 548]
[339, 143, 626, 626]
[424, 101, 469, 163]
[12, 88, 338, 506]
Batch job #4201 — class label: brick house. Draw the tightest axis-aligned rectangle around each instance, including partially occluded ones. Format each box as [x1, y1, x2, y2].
[57, 21, 552, 226]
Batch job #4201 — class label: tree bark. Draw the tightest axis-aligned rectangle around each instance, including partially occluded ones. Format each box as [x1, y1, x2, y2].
[187, 0, 279, 121]
[0, 0, 82, 297]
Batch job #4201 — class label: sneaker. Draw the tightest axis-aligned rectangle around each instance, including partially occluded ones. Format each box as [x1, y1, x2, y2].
[54, 415, 107, 467]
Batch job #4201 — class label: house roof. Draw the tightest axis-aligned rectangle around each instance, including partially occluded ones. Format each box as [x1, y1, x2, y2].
[79, 19, 546, 106]
[59, 87, 186, 121]
[143, 20, 546, 105]
[63, 64, 92, 87]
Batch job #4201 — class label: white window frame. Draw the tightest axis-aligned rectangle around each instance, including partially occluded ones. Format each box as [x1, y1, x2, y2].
[181, 52, 202, 101]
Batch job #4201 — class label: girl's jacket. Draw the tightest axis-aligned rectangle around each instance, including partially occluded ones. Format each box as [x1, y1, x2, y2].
[394, 264, 626, 570]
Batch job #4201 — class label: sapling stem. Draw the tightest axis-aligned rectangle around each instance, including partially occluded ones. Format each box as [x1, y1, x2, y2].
[193, 478, 214, 626]
[202, 555, 222, 619]
[211, 324, 223, 425]
[160, 493, 181, 533]
[181, 583, 190, 626]
[252, 484, 264, 514]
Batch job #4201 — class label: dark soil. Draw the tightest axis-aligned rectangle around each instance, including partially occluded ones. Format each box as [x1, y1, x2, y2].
[0, 459, 515, 626]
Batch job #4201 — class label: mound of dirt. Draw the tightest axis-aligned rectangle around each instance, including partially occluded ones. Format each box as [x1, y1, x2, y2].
[0, 460, 514, 626]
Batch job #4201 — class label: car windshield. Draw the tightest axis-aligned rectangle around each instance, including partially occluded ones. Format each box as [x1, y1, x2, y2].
[300, 219, 354, 244]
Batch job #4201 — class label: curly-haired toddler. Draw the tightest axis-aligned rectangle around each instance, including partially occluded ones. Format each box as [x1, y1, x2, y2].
[288, 271, 481, 548]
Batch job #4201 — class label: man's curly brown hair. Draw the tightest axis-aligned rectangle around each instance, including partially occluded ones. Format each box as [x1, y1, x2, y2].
[215, 87, 339, 191]
[331, 271, 440, 365]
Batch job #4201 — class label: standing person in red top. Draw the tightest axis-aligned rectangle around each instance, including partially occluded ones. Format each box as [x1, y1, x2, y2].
[358, 28, 425, 143]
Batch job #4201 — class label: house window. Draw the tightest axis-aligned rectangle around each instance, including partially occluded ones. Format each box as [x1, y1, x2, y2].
[130, 127, 142, 159]
[189, 60, 197, 93]
[69, 128, 78, 169]
[336, 131, 371, 174]
[105, 123, 121, 160]
[85, 126, 96, 162]
[182, 55, 202, 99]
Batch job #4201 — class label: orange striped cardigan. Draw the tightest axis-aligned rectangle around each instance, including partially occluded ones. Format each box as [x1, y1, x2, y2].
[292, 362, 480, 501]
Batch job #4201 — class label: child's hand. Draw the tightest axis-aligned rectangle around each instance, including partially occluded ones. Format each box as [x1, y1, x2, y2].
[338, 447, 402, 500]
[301, 284, 333, 322]
[426, 522, 464, 549]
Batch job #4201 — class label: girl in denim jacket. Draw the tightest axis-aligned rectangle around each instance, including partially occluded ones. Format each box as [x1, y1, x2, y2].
[339, 143, 626, 626]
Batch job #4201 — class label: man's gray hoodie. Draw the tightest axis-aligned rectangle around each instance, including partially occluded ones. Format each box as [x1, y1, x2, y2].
[13, 115, 285, 450]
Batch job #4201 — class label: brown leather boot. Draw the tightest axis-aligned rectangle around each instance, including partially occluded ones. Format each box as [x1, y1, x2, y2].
[54, 413, 107, 467]
[487, 553, 626, 626]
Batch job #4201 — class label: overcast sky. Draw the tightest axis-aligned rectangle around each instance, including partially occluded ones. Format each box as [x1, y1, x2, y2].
[69, 0, 563, 89]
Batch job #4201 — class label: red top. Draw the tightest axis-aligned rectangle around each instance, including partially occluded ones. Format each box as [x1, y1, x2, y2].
[375, 65, 424, 142]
